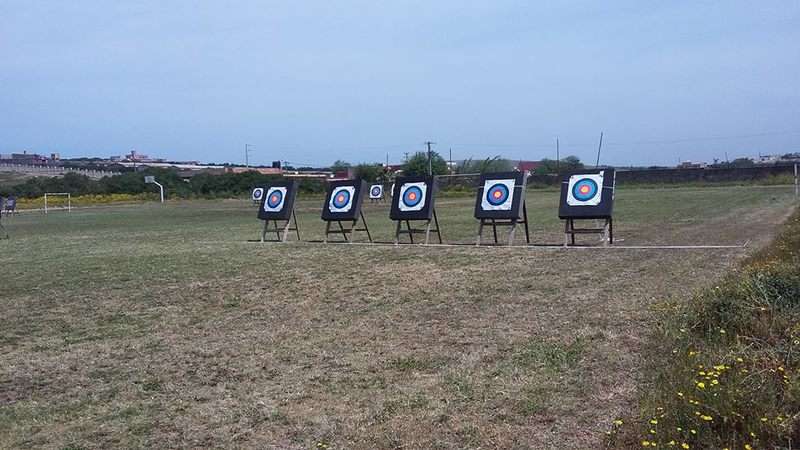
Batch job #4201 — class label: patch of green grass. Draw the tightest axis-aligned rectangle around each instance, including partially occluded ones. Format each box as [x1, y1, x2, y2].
[612, 207, 800, 449]
[511, 337, 586, 372]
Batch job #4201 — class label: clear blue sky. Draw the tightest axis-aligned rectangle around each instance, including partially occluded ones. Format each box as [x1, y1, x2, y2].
[2, 1, 798, 166]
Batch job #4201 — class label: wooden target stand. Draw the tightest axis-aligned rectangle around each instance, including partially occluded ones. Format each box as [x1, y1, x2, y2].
[260, 208, 301, 243]
[324, 211, 373, 243]
[394, 209, 442, 245]
[563, 217, 613, 246]
[476, 202, 531, 246]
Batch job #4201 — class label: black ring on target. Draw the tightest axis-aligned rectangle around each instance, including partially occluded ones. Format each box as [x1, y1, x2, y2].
[332, 189, 351, 208]
[402, 186, 423, 207]
[571, 178, 598, 201]
[267, 190, 284, 208]
[371, 186, 382, 196]
[485, 183, 510, 206]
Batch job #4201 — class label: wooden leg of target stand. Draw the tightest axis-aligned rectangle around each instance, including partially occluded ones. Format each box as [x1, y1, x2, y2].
[476, 219, 484, 246]
[281, 219, 290, 243]
[508, 219, 517, 246]
[261, 221, 268, 243]
[609, 217, 613, 245]
[424, 219, 431, 245]
[564, 219, 570, 247]
[491, 219, 498, 244]
[406, 220, 414, 244]
[433, 209, 442, 244]
[323, 221, 331, 243]
[337, 220, 348, 242]
[570, 219, 576, 246]
[293, 209, 301, 241]
[360, 211, 373, 243]
[522, 201, 530, 244]
[394, 220, 402, 245]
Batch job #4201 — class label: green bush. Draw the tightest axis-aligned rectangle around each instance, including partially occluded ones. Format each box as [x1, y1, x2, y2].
[609, 210, 800, 449]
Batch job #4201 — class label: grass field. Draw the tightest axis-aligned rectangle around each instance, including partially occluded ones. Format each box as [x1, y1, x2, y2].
[0, 185, 796, 449]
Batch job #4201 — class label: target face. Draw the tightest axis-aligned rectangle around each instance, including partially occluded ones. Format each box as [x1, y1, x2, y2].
[369, 184, 383, 199]
[480, 179, 515, 211]
[398, 182, 427, 211]
[566, 172, 604, 206]
[263, 187, 287, 212]
[251, 187, 264, 202]
[328, 186, 355, 213]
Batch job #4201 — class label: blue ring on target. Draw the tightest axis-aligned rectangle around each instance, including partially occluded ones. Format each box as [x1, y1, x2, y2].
[485, 183, 510, 206]
[267, 190, 284, 208]
[402, 186, 423, 207]
[371, 186, 382, 196]
[571, 178, 598, 201]
[332, 189, 351, 208]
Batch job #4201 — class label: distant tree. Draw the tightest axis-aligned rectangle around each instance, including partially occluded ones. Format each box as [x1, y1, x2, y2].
[729, 157, 755, 168]
[403, 151, 448, 176]
[353, 163, 384, 181]
[330, 160, 351, 172]
[456, 156, 514, 174]
[534, 156, 584, 174]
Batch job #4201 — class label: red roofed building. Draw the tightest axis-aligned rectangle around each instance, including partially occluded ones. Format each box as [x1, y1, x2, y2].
[515, 160, 542, 173]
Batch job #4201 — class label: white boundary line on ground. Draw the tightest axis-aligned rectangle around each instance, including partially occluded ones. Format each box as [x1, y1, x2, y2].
[247, 240, 748, 250]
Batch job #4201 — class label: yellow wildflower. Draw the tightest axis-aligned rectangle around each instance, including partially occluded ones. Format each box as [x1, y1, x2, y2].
[696, 382, 705, 389]
[681, 444, 689, 449]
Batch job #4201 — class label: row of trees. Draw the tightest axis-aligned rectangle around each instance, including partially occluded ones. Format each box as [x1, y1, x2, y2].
[333, 152, 585, 179]
[1, 154, 587, 198]
[0, 169, 326, 199]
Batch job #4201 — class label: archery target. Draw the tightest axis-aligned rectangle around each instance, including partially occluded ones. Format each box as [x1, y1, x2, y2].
[398, 182, 427, 212]
[480, 179, 515, 211]
[567, 172, 604, 206]
[263, 187, 287, 212]
[369, 184, 383, 199]
[252, 187, 264, 202]
[328, 186, 355, 213]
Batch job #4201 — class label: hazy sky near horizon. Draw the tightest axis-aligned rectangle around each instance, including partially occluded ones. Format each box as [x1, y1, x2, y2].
[2, 1, 798, 166]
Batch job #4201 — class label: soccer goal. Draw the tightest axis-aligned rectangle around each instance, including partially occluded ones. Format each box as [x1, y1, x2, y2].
[44, 192, 72, 214]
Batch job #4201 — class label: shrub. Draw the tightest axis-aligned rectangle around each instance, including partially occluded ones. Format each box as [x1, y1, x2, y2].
[609, 210, 800, 449]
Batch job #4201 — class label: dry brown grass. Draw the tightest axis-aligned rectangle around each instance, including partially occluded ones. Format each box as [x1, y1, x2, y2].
[0, 186, 795, 449]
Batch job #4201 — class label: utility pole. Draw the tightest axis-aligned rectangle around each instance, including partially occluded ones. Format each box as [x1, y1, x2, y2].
[449, 147, 453, 174]
[245, 144, 254, 168]
[403, 152, 410, 163]
[595, 132, 603, 168]
[424, 141, 435, 176]
[556, 138, 560, 175]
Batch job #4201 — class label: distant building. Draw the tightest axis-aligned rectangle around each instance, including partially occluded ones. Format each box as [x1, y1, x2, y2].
[124, 150, 164, 163]
[0, 151, 48, 164]
[677, 160, 707, 169]
[224, 167, 283, 175]
[515, 160, 542, 173]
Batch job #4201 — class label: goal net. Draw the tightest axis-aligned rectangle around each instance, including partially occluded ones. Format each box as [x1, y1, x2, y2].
[44, 192, 72, 214]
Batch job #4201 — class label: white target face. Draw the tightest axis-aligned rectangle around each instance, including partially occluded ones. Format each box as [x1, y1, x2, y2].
[263, 187, 287, 212]
[480, 179, 515, 211]
[398, 182, 427, 212]
[328, 186, 355, 213]
[251, 187, 264, 202]
[369, 184, 383, 199]
[566, 171, 604, 206]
